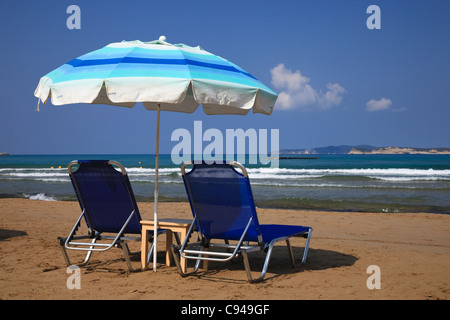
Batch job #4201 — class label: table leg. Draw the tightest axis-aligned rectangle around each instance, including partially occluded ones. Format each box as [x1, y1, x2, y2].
[141, 227, 149, 270]
[165, 230, 173, 266]
[203, 247, 209, 270]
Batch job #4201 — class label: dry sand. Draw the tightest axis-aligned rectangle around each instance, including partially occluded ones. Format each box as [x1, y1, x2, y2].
[0, 198, 449, 300]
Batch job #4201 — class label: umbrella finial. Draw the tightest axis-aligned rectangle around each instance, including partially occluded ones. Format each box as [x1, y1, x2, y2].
[159, 35, 166, 42]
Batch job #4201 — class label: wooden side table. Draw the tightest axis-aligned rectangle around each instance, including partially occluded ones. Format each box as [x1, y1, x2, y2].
[141, 218, 191, 272]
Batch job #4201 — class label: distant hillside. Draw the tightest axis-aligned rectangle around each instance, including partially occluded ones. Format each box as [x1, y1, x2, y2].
[280, 145, 450, 155]
[350, 146, 450, 155]
[280, 145, 376, 154]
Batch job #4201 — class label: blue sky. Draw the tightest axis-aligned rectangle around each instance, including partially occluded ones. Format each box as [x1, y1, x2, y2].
[1, 0, 449, 154]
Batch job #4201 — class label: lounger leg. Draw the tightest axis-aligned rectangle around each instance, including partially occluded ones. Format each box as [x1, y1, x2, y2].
[259, 241, 275, 281]
[301, 228, 312, 264]
[242, 252, 253, 282]
[194, 257, 202, 271]
[170, 245, 188, 277]
[83, 251, 93, 264]
[146, 241, 154, 266]
[118, 242, 133, 271]
[286, 238, 295, 268]
[191, 240, 205, 271]
[82, 237, 98, 265]
[58, 236, 97, 267]
[58, 238, 72, 266]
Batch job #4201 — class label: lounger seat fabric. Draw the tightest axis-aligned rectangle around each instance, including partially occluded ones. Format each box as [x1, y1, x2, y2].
[259, 225, 310, 243]
[70, 160, 142, 234]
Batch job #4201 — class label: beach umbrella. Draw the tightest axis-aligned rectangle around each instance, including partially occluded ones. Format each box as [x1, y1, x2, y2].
[34, 36, 277, 271]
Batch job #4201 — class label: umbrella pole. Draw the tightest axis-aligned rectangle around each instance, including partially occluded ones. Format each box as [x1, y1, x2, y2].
[153, 104, 161, 272]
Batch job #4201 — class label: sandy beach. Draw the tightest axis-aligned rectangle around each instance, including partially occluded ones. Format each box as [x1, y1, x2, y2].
[0, 198, 449, 300]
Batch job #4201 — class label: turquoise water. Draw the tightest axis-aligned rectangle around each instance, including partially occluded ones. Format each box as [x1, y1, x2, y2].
[1, 154, 449, 213]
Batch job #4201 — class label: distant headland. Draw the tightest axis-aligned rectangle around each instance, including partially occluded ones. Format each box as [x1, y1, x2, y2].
[280, 145, 450, 155]
[0, 153, 10, 156]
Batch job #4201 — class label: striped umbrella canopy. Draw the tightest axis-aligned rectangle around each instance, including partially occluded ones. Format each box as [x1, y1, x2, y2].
[34, 36, 277, 114]
[34, 36, 277, 271]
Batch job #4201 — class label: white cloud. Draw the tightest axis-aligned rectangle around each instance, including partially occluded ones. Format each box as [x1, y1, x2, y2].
[365, 98, 392, 112]
[317, 83, 347, 109]
[270, 63, 346, 110]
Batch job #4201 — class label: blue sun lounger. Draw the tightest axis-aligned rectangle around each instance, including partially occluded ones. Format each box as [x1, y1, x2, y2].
[58, 160, 164, 271]
[171, 161, 312, 283]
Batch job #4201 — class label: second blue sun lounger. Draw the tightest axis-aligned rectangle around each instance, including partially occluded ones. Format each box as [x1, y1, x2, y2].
[58, 160, 164, 271]
[171, 161, 312, 282]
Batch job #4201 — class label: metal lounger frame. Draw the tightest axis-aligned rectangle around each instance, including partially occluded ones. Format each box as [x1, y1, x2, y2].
[171, 161, 312, 283]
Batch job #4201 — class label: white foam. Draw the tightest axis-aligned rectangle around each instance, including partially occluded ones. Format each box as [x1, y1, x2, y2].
[246, 167, 450, 181]
[2, 166, 449, 183]
[23, 193, 57, 201]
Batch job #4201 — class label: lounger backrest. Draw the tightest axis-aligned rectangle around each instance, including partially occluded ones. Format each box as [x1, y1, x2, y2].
[69, 160, 142, 234]
[182, 162, 262, 243]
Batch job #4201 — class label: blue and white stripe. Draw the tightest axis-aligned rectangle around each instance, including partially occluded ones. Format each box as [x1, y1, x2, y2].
[35, 39, 277, 115]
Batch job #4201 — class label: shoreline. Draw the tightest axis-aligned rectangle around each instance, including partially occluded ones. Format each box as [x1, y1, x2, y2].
[1, 198, 449, 300]
[2, 194, 449, 215]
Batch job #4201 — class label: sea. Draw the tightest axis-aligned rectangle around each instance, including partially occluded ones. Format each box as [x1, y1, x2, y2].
[1, 154, 449, 214]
